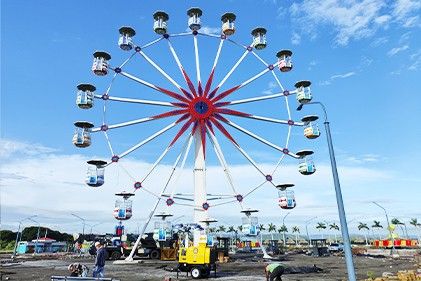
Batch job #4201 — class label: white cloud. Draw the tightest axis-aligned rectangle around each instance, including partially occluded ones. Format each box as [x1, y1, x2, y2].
[330, 72, 356, 79]
[374, 15, 391, 25]
[1, 139, 420, 234]
[291, 32, 301, 45]
[392, 0, 421, 27]
[0, 139, 57, 159]
[199, 26, 220, 35]
[387, 45, 409, 56]
[370, 37, 388, 47]
[408, 49, 421, 70]
[290, 0, 386, 46]
[320, 71, 356, 85]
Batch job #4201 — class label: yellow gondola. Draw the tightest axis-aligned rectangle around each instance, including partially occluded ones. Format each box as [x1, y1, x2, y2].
[301, 115, 320, 139]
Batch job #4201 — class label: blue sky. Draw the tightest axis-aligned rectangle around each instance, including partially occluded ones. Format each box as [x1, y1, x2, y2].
[1, 0, 420, 237]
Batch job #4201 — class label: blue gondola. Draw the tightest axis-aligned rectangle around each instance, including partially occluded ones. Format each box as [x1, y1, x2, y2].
[76, 84, 95, 109]
[85, 160, 106, 187]
[295, 80, 312, 104]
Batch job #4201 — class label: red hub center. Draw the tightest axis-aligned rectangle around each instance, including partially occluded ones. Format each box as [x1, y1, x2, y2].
[188, 96, 215, 121]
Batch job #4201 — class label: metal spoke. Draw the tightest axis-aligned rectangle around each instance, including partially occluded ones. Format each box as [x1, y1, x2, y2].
[94, 95, 177, 107]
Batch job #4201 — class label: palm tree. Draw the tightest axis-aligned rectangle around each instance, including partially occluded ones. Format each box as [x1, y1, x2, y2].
[409, 218, 420, 242]
[278, 225, 288, 246]
[208, 227, 216, 234]
[315, 222, 327, 239]
[227, 226, 236, 246]
[268, 223, 277, 240]
[329, 223, 340, 243]
[371, 220, 383, 240]
[358, 222, 370, 245]
[391, 218, 407, 238]
[292, 226, 300, 246]
[217, 225, 226, 233]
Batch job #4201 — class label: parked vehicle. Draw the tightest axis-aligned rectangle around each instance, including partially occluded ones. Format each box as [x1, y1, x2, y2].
[328, 243, 344, 252]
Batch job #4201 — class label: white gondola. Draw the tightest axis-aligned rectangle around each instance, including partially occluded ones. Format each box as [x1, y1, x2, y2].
[187, 7, 202, 31]
[113, 191, 135, 220]
[295, 80, 312, 104]
[154, 212, 173, 242]
[301, 115, 320, 139]
[76, 83, 95, 109]
[251, 27, 267, 50]
[118, 26, 136, 51]
[153, 11, 169, 35]
[85, 160, 107, 187]
[240, 209, 259, 236]
[276, 50, 293, 72]
[73, 121, 94, 148]
[92, 51, 111, 76]
[296, 150, 316, 175]
[276, 184, 296, 209]
[221, 12, 236, 36]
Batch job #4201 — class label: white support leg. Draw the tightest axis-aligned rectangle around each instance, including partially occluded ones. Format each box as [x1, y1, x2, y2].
[193, 130, 207, 226]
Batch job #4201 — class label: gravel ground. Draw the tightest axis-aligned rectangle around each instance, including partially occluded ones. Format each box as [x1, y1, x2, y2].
[1, 253, 418, 281]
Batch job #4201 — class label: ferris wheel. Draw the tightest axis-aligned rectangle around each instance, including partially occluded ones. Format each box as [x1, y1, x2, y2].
[73, 8, 320, 249]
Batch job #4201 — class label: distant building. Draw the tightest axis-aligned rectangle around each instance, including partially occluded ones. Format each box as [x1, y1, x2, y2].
[17, 238, 67, 254]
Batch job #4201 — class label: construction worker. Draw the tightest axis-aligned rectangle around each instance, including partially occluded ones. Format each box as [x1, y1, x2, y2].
[92, 242, 106, 277]
[265, 262, 286, 281]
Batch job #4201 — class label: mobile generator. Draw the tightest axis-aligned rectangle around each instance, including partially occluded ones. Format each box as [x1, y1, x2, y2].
[177, 242, 217, 279]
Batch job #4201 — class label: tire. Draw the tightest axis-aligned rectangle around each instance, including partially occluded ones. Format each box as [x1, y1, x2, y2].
[110, 251, 122, 260]
[190, 267, 202, 279]
[149, 249, 160, 260]
[201, 268, 210, 278]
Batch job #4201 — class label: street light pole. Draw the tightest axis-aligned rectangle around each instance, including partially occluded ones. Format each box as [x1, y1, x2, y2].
[305, 216, 317, 247]
[28, 218, 41, 255]
[71, 213, 86, 238]
[282, 212, 290, 247]
[372, 201, 395, 254]
[12, 215, 37, 258]
[298, 102, 356, 281]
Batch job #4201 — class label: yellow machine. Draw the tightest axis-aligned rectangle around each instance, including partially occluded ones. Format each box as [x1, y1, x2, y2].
[177, 243, 217, 279]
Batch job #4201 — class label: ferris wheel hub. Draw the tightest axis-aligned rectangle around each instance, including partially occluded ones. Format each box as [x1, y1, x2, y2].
[189, 96, 215, 120]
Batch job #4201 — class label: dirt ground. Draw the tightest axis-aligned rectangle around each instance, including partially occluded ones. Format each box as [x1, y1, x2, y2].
[1, 252, 418, 281]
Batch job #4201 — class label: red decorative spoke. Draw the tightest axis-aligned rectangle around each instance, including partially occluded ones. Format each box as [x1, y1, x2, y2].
[170, 118, 193, 146]
[156, 86, 190, 103]
[215, 108, 251, 117]
[211, 85, 241, 103]
[203, 69, 215, 98]
[151, 109, 189, 120]
[181, 68, 198, 98]
[210, 116, 238, 145]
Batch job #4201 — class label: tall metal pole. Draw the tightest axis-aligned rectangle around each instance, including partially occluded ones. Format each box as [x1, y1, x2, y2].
[372, 202, 395, 254]
[28, 218, 40, 255]
[12, 222, 22, 258]
[298, 102, 356, 281]
[305, 216, 317, 247]
[12, 215, 37, 258]
[282, 212, 290, 247]
[193, 130, 207, 226]
[71, 213, 86, 239]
